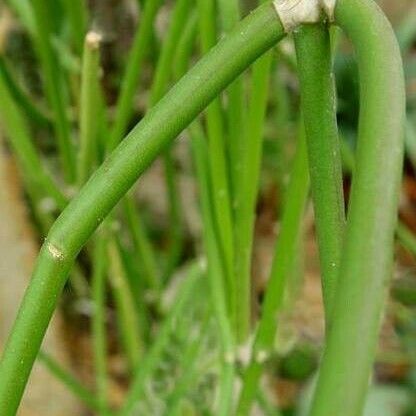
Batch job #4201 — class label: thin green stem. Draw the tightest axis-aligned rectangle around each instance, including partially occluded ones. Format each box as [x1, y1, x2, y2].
[107, 237, 143, 371]
[0, 66, 67, 210]
[0, 6, 285, 412]
[310, 0, 405, 414]
[123, 196, 160, 292]
[147, 0, 192, 281]
[233, 0, 274, 347]
[236, 127, 309, 415]
[61, 0, 88, 56]
[77, 32, 101, 187]
[173, 16, 236, 414]
[108, 0, 162, 151]
[31, 0, 76, 182]
[119, 262, 202, 415]
[294, 22, 345, 322]
[197, 0, 236, 339]
[91, 233, 109, 414]
[0, 55, 51, 128]
[38, 350, 108, 414]
[216, 0, 245, 201]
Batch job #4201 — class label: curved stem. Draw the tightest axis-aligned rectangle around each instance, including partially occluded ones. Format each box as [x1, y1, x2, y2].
[0, 4, 285, 414]
[294, 22, 345, 323]
[310, 0, 405, 415]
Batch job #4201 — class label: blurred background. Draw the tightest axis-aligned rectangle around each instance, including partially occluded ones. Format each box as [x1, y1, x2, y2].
[0, 0, 415, 415]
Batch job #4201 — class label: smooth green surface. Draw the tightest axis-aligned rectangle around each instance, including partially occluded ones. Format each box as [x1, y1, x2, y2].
[0, 5, 285, 413]
[294, 23, 345, 322]
[78, 34, 101, 187]
[310, 0, 405, 415]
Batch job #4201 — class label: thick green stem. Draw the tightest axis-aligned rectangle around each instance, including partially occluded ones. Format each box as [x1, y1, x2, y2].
[0, 5, 285, 413]
[310, 0, 405, 415]
[294, 23, 345, 322]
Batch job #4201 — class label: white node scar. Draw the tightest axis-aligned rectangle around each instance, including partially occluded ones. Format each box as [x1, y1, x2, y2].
[273, 0, 336, 32]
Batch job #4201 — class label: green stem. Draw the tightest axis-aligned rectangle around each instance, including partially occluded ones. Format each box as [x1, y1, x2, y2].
[197, 0, 236, 340]
[107, 237, 143, 371]
[119, 262, 202, 415]
[77, 32, 101, 187]
[91, 233, 109, 414]
[0, 55, 51, 128]
[216, 0, 245, 201]
[38, 350, 108, 414]
[108, 0, 162, 150]
[236, 127, 310, 415]
[0, 5, 285, 413]
[173, 16, 236, 414]
[233, 0, 274, 346]
[32, 0, 76, 182]
[147, 0, 192, 281]
[294, 22, 345, 322]
[123, 196, 160, 292]
[61, 0, 88, 56]
[0, 66, 67, 210]
[310, 0, 405, 414]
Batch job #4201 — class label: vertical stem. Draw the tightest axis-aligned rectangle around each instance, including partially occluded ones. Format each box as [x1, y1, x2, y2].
[233, 0, 274, 345]
[109, 0, 162, 150]
[294, 22, 345, 322]
[216, 0, 245, 200]
[78, 32, 101, 187]
[107, 237, 143, 371]
[197, 0, 236, 338]
[236, 128, 310, 415]
[310, 0, 405, 414]
[147, 0, 192, 280]
[31, 0, 76, 182]
[92, 233, 109, 414]
[61, 0, 88, 55]
[123, 196, 160, 292]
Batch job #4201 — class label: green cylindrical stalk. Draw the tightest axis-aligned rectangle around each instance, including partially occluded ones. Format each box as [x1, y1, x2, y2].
[0, 5, 285, 413]
[310, 0, 405, 415]
[78, 32, 102, 187]
[294, 22, 345, 322]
